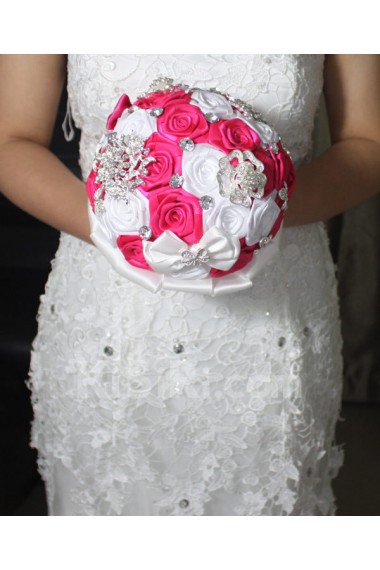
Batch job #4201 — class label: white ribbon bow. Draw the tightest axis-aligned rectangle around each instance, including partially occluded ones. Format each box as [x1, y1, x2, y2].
[142, 226, 241, 275]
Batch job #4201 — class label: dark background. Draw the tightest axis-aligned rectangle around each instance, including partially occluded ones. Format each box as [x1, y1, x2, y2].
[1, 86, 379, 516]
[0, 82, 79, 515]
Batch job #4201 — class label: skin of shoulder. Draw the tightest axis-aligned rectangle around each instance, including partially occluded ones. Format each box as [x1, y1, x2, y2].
[324, 54, 380, 146]
[0, 54, 66, 147]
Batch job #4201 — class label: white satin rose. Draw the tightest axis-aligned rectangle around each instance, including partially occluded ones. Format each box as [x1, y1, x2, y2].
[245, 190, 281, 246]
[114, 108, 157, 139]
[190, 90, 234, 119]
[100, 191, 150, 244]
[236, 113, 279, 146]
[182, 143, 225, 198]
[203, 199, 250, 239]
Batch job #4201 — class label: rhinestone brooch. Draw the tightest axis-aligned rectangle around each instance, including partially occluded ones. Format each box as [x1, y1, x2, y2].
[179, 138, 195, 151]
[170, 174, 184, 188]
[180, 248, 210, 266]
[199, 195, 215, 210]
[139, 225, 152, 240]
[279, 182, 288, 201]
[204, 113, 219, 123]
[92, 132, 155, 214]
[259, 236, 273, 248]
[149, 107, 164, 117]
[217, 149, 267, 204]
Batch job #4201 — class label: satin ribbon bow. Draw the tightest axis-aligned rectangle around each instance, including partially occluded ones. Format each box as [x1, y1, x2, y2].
[142, 226, 241, 275]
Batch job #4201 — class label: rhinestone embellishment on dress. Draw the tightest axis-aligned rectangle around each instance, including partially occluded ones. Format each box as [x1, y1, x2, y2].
[173, 342, 184, 354]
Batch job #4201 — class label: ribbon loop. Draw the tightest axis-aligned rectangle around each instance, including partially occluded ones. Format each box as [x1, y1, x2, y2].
[143, 227, 240, 275]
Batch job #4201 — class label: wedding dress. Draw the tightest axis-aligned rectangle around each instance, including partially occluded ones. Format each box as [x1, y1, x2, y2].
[28, 54, 344, 516]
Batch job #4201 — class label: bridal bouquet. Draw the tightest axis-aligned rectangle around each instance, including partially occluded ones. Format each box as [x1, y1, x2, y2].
[86, 77, 296, 296]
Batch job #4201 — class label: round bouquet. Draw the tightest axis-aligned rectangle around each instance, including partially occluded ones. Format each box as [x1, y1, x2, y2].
[86, 77, 296, 296]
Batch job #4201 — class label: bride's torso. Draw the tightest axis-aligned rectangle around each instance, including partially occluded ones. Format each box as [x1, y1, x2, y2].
[30, 55, 345, 515]
[48, 53, 338, 410]
[55, 54, 333, 345]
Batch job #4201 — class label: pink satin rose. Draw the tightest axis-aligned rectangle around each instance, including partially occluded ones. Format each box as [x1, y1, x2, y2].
[106, 94, 132, 130]
[117, 234, 153, 271]
[149, 188, 204, 245]
[250, 144, 296, 198]
[157, 103, 209, 142]
[86, 169, 103, 211]
[140, 133, 183, 193]
[208, 118, 260, 152]
[210, 238, 255, 278]
[136, 89, 191, 110]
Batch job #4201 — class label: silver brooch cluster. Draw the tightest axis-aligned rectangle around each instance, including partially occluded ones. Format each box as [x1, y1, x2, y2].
[180, 247, 210, 267]
[92, 131, 155, 216]
[138, 77, 264, 123]
[217, 150, 267, 207]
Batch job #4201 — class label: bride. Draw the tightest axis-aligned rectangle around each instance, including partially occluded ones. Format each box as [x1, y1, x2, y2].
[0, 54, 379, 515]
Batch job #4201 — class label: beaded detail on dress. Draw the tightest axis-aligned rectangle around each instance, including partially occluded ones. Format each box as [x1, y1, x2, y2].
[28, 54, 344, 516]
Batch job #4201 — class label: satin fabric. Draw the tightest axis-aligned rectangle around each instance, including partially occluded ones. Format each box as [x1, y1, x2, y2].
[89, 203, 282, 297]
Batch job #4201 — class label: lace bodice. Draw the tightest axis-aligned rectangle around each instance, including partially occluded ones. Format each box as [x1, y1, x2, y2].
[28, 55, 344, 516]
[67, 54, 324, 177]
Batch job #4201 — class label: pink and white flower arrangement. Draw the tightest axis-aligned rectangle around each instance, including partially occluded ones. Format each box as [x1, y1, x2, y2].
[86, 78, 296, 296]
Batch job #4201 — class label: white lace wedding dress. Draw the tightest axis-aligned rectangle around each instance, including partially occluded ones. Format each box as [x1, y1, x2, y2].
[28, 54, 344, 516]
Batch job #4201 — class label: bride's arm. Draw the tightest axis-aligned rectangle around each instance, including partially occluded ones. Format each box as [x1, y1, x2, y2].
[0, 54, 91, 243]
[284, 54, 380, 227]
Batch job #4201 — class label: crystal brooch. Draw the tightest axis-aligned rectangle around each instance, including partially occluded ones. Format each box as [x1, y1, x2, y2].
[139, 225, 152, 240]
[199, 195, 215, 210]
[179, 138, 195, 151]
[170, 174, 184, 188]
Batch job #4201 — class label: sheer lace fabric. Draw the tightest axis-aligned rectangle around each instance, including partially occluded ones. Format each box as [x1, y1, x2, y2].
[28, 54, 344, 516]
